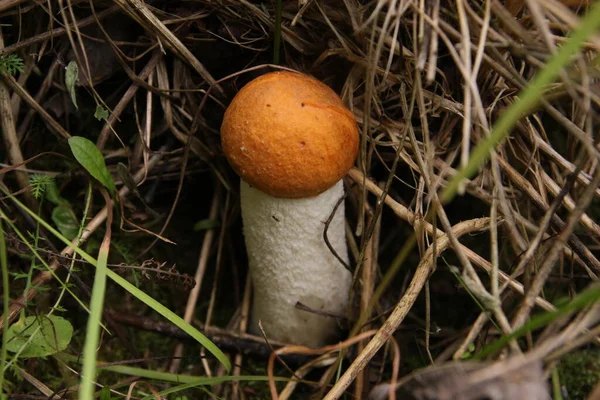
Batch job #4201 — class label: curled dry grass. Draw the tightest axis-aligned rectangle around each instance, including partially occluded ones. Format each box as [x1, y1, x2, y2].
[0, 0, 599, 398]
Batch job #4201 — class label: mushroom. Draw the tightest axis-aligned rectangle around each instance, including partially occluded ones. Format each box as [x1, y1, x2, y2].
[221, 71, 359, 347]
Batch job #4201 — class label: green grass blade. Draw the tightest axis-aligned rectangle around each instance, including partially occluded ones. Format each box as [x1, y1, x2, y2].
[441, 1, 600, 203]
[98, 364, 285, 385]
[78, 245, 109, 399]
[0, 210, 95, 327]
[4, 193, 232, 373]
[475, 284, 600, 359]
[60, 353, 289, 387]
[105, 271, 230, 371]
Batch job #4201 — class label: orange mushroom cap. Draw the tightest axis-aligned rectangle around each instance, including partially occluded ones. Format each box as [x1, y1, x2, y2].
[221, 71, 359, 198]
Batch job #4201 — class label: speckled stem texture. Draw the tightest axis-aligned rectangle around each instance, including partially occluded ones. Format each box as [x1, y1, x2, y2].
[241, 180, 352, 347]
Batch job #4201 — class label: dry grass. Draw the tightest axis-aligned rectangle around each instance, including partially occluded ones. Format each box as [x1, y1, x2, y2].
[0, 0, 599, 399]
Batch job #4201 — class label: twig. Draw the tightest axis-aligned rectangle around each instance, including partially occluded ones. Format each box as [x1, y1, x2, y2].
[512, 167, 600, 329]
[323, 217, 492, 399]
[0, 28, 34, 207]
[112, 0, 224, 97]
[169, 189, 220, 373]
[348, 168, 555, 312]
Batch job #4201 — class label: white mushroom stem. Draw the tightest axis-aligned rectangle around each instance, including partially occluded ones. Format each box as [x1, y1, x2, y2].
[240, 180, 352, 347]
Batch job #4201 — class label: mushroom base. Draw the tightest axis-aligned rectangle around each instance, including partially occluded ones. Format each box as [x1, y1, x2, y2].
[240, 180, 352, 347]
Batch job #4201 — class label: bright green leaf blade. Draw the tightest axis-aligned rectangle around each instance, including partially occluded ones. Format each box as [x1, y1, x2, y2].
[65, 61, 79, 110]
[79, 245, 109, 399]
[55, 357, 289, 400]
[441, 1, 600, 203]
[94, 362, 287, 386]
[106, 270, 232, 372]
[6, 315, 73, 358]
[68, 136, 116, 193]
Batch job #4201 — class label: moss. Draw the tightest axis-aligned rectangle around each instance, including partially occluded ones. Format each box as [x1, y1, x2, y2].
[558, 349, 600, 400]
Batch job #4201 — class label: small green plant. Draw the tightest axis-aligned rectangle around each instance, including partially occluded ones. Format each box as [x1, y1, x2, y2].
[94, 105, 109, 121]
[30, 177, 80, 240]
[460, 343, 476, 360]
[5, 315, 73, 358]
[29, 174, 54, 200]
[0, 54, 24, 76]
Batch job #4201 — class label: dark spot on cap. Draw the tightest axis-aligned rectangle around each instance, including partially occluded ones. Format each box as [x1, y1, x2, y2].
[301, 102, 305, 107]
[266, 104, 271, 107]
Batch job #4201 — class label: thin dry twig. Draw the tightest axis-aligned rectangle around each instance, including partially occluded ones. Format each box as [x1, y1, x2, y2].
[324, 211, 492, 398]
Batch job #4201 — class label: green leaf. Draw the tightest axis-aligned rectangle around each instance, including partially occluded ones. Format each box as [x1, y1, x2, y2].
[193, 219, 220, 232]
[94, 105, 109, 121]
[117, 163, 137, 192]
[65, 61, 79, 110]
[6, 315, 73, 358]
[44, 180, 67, 206]
[68, 136, 116, 193]
[52, 204, 79, 240]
